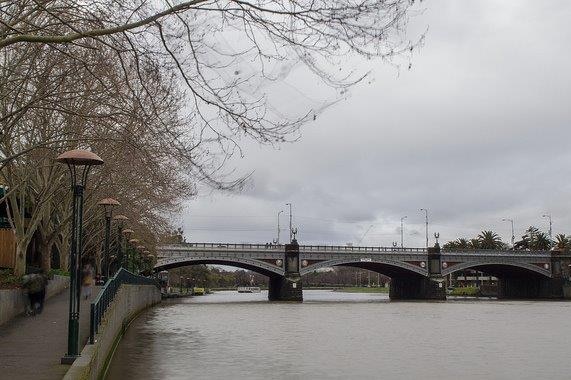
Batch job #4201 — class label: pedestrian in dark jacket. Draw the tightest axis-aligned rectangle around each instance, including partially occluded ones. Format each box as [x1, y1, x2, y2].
[22, 271, 48, 315]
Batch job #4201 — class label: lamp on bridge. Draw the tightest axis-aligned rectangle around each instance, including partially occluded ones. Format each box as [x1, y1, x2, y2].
[56, 149, 104, 364]
[97, 198, 120, 281]
[501, 218, 515, 248]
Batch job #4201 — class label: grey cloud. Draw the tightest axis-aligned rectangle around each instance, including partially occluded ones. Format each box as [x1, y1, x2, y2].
[183, 1, 571, 247]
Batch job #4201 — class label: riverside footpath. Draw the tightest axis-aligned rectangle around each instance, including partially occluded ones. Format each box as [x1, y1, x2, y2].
[0, 289, 95, 380]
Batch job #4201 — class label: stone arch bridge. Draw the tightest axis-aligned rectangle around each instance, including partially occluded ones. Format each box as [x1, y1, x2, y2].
[155, 242, 571, 301]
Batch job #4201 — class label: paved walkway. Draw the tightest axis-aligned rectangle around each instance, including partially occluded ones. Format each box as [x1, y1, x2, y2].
[0, 288, 96, 380]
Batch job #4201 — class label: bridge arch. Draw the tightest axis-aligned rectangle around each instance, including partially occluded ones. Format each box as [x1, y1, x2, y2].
[442, 261, 552, 278]
[154, 257, 285, 278]
[300, 258, 428, 278]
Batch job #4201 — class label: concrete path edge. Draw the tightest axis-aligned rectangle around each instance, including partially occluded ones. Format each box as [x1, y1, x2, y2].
[63, 284, 161, 380]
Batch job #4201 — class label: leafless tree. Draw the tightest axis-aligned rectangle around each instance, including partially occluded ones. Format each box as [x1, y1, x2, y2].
[1, 0, 418, 169]
[1, 1, 420, 275]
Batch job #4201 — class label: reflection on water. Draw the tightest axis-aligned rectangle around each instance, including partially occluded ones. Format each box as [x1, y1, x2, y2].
[106, 290, 571, 380]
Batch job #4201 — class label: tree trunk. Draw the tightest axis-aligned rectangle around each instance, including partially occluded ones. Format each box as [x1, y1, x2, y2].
[14, 241, 28, 276]
[40, 239, 51, 273]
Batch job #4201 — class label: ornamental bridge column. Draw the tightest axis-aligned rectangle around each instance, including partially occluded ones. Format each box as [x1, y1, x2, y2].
[421, 242, 447, 300]
[268, 239, 303, 301]
[389, 240, 446, 300]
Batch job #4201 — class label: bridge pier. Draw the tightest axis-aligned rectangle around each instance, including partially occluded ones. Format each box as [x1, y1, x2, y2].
[268, 240, 303, 302]
[389, 245, 446, 300]
[497, 252, 571, 299]
[496, 277, 558, 299]
[495, 252, 571, 299]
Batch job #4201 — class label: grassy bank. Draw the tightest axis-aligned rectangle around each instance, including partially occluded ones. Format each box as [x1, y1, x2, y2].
[449, 286, 480, 296]
[333, 287, 389, 293]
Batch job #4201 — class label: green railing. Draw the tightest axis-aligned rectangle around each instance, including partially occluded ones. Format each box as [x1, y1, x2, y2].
[89, 268, 159, 344]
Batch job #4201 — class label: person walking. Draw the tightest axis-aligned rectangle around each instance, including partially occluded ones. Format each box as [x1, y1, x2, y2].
[22, 270, 48, 315]
[82, 264, 94, 300]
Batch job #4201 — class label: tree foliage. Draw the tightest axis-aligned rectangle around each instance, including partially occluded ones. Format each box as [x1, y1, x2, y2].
[514, 226, 552, 251]
[1, 0, 418, 275]
[443, 231, 507, 250]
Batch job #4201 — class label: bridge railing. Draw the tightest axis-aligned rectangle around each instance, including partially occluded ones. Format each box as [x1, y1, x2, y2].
[157, 243, 553, 256]
[298, 245, 426, 253]
[159, 242, 428, 253]
[89, 268, 159, 344]
[441, 248, 551, 255]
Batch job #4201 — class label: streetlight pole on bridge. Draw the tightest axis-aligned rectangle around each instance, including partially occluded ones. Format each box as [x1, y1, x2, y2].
[276, 210, 283, 244]
[400, 216, 407, 248]
[286, 203, 293, 242]
[420, 208, 429, 249]
[542, 213, 552, 240]
[502, 218, 515, 248]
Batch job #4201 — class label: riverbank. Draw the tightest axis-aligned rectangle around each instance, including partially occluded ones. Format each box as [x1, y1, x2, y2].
[333, 287, 389, 293]
[106, 289, 571, 380]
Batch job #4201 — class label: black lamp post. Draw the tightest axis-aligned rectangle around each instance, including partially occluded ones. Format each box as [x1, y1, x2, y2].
[128, 238, 140, 272]
[112, 215, 129, 273]
[135, 245, 145, 274]
[97, 198, 120, 281]
[57, 149, 104, 364]
[122, 229, 134, 269]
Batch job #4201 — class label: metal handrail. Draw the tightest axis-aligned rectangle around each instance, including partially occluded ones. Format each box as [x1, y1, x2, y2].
[158, 243, 552, 255]
[89, 268, 159, 344]
[159, 242, 428, 253]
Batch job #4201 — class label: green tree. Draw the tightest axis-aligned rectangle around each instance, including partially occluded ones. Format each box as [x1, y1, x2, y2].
[514, 226, 552, 250]
[477, 230, 503, 249]
[533, 232, 552, 250]
[555, 234, 570, 251]
[443, 238, 470, 250]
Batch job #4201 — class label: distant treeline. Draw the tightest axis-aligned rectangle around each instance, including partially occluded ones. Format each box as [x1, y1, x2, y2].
[443, 227, 569, 251]
[168, 265, 389, 288]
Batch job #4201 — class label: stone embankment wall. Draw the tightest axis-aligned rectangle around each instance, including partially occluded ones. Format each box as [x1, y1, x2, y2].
[63, 284, 161, 380]
[0, 275, 69, 326]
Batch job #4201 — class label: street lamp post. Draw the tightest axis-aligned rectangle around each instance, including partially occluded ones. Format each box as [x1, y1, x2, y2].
[97, 198, 120, 281]
[542, 213, 552, 240]
[122, 229, 134, 269]
[113, 215, 129, 274]
[400, 216, 407, 248]
[57, 149, 104, 364]
[502, 218, 515, 248]
[276, 210, 283, 244]
[136, 245, 145, 274]
[128, 238, 140, 272]
[420, 208, 429, 249]
[286, 203, 293, 242]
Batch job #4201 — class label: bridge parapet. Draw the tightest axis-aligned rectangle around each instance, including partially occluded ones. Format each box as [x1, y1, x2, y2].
[158, 243, 428, 255]
[154, 243, 571, 300]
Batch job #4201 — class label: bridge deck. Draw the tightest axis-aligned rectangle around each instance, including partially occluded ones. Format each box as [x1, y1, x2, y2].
[156, 243, 556, 279]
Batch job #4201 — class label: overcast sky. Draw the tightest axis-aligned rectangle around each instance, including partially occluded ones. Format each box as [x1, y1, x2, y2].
[178, 1, 571, 248]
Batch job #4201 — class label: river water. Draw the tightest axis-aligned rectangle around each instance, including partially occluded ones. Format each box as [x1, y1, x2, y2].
[106, 290, 571, 380]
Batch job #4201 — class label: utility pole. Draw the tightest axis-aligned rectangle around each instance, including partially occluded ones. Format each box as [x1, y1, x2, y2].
[400, 216, 407, 248]
[502, 218, 515, 248]
[420, 208, 429, 249]
[542, 213, 552, 240]
[276, 210, 283, 244]
[286, 203, 293, 242]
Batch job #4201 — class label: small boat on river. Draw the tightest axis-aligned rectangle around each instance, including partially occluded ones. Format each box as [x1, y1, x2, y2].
[237, 286, 261, 293]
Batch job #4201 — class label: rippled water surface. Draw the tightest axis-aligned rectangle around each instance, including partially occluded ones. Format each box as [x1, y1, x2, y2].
[106, 290, 571, 380]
